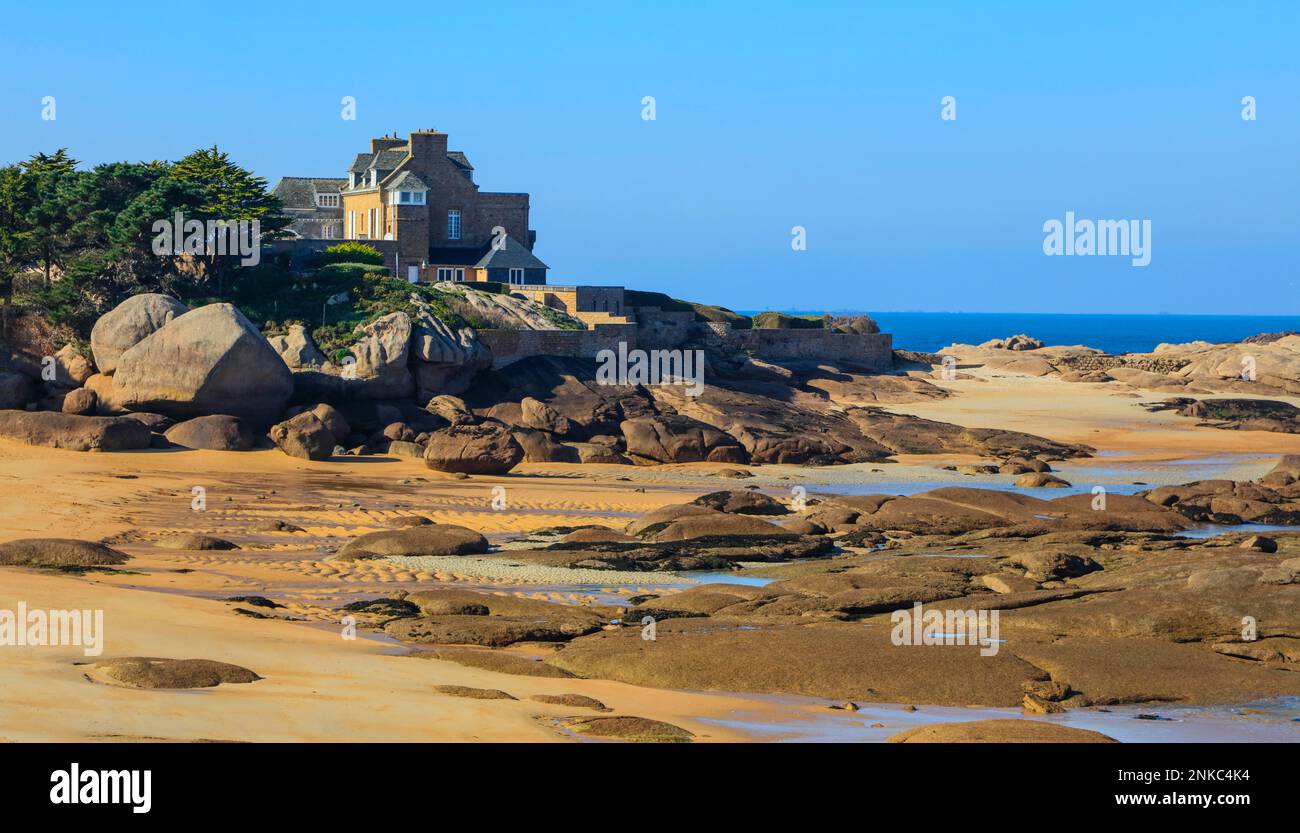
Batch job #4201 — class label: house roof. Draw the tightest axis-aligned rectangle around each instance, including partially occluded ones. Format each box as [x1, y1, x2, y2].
[446, 151, 473, 171]
[425, 247, 484, 267]
[426, 236, 548, 271]
[347, 153, 374, 173]
[272, 177, 348, 209]
[475, 235, 548, 270]
[386, 170, 429, 191]
[370, 149, 408, 172]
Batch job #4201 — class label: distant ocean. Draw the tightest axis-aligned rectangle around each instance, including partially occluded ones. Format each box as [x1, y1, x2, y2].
[745, 312, 1299, 355]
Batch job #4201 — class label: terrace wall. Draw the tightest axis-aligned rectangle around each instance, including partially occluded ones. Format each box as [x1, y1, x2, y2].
[705, 322, 893, 370]
[477, 323, 637, 369]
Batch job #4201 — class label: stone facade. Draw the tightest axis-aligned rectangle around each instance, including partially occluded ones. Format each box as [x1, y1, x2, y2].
[477, 324, 637, 369]
[337, 130, 541, 283]
[512, 286, 633, 328]
[477, 312, 892, 373]
[631, 307, 697, 349]
[704, 322, 893, 370]
[271, 177, 345, 240]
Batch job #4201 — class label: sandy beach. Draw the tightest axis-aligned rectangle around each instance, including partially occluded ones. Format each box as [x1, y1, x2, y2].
[3, 364, 1299, 743]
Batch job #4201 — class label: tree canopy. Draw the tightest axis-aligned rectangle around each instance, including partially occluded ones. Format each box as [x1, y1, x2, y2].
[0, 145, 288, 340]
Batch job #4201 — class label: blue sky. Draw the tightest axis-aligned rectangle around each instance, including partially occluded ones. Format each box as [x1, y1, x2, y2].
[2, 1, 1297, 315]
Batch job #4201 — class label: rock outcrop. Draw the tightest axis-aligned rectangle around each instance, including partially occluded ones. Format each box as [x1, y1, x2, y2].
[887, 720, 1116, 743]
[268, 324, 327, 369]
[0, 411, 152, 451]
[269, 411, 336, 460]
[90, 658, 260, 689]
[0, 371, 37, 409]
[980, 334, 1045, 351]
[347, 311, 414, 399]
[0, 538, 130, 567]
[620, 414, 748, 464]
[164, 415, 257, 451]
[423, 422, 523, 474]
[410, 302, 492, 399]
[111, 303, 293, 424]
[60, 387, 97, 415]
[335, 524, 489, 561]
[90, 293, 188, 374]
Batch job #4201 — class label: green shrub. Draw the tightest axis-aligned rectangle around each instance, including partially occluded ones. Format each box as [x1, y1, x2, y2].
[752, 311, 826, 330]
[691, 302, 751, 329]
[624, 289, 694, 312]
[536, 305, 586, 331]
[320, 242, 385, 266]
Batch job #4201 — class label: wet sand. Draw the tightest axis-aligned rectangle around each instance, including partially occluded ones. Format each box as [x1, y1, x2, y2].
[3, 367, 1299, 742]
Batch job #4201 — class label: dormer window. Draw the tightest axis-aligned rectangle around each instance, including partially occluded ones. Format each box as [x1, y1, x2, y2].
[316, 193, 339, 208]
[348, 173, 356, 188]
[390, 189, 427, 206]
[369, 170, 377, 187]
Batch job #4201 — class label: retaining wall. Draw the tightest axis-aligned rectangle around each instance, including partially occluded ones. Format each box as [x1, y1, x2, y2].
[709, 324, 893, 370]
[477, 324, 637, 369]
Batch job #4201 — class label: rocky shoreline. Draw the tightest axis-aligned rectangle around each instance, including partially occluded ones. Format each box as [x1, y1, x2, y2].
[2, 308, 1299, 743]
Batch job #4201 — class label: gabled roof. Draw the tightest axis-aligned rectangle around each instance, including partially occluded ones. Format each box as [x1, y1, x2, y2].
[474, 235, 548, 270]
[386, 170, 429, 191]
[348, 153, 374, 173]
[370, 149, 409, 171]
[426, 236, 548, 271]
[272, 177, 348, 209]
[446, 151, 473, 171]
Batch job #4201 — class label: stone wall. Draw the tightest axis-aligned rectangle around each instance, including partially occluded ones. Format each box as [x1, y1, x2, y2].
[632, 306, 696, 349]
[477, 323, 637, 369]
[706, 322, 893, 370]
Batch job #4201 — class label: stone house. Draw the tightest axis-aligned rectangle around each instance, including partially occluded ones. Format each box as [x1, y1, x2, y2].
[336, 129, 547, 285]
[271, 177, 346, 240]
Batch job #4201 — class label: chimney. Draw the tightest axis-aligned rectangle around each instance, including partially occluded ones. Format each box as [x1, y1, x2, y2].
[370, 135, 407, 153]
[408, 130, 448, 160]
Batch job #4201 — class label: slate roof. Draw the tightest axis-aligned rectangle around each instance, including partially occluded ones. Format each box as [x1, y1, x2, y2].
[370, 149, 408, 172]
[386, 170, 429, 191]
[474, 234, 548, 270]
[272, 177, 347, 210]
[425, 246, 485, 267]
[446, 151, 473, 171]
[426, 235, 547, 270]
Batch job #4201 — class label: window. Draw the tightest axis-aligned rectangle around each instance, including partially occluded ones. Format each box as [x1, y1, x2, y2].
[397, 191, 426, 205]
[316, 193, 339, 208]
[347, 211, 355, 239]
[436, 267, 465, 283]
[447, 210, 461, 240]
[321, 223, 333, 239]
[508, 268, 525, 285]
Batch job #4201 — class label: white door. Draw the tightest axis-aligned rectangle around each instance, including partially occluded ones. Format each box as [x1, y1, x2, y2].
[407, 265, 419, 284]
